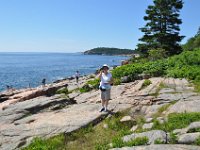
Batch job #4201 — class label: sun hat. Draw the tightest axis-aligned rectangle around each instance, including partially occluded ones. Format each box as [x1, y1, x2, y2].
[102, 64, 109, 69]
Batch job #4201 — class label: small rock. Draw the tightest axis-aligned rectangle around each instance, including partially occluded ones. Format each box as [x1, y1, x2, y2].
[130, 125, 138, 132]
[142, 123, 153, 130]
[120, 116, 132, 122]
[178, 132, 200, 144]
[146, 118, 153, 123]
[121, 76, 131, 83]
[173, 129, 185, 135]
[157, 117, 164, 124]
[109, 143, 113, 148]
[187, 121, 200, 133]
[103, 124, 108, 129]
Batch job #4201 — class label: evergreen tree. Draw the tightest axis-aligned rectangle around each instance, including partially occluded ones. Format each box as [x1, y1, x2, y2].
[138, 0, 184, 56]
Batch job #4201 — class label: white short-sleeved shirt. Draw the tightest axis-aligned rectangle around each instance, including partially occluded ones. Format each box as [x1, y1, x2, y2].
[100, 72, 112, 89]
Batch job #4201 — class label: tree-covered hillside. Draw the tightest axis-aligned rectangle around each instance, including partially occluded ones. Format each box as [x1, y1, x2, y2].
[83, 47, 136, 55]
[182, 27, 200, 51]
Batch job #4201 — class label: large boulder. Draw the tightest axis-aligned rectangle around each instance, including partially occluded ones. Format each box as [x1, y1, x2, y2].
[178, 132, 200, 144]
[123, 130, 167, 145]
[173, 121, 200, 135]
[167, 99, 200, 114]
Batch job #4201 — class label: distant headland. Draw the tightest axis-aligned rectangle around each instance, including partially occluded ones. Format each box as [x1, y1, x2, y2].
[83, 47, 138, 56]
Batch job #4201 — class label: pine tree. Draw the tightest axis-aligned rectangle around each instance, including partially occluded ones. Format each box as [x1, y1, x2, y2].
[138, 0, 184, 56]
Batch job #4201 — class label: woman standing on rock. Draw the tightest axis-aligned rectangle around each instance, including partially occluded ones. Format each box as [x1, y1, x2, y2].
[98, 64, 113, 112]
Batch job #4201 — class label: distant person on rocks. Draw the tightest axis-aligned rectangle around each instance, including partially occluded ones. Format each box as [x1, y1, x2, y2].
[97, 64, 113, 112]
[42, 78, 46, 87]
[75, 71, 80, 83]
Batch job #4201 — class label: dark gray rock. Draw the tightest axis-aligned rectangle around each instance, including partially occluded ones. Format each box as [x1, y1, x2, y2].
[121, 76, 131, 83]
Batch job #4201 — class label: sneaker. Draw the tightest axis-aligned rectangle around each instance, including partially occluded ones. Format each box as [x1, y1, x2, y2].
[104, 108, 108, 112]
[99, 107, 105, 112]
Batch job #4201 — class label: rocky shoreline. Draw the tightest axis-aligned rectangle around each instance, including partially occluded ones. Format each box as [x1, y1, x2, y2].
[1, 76, 200, 149]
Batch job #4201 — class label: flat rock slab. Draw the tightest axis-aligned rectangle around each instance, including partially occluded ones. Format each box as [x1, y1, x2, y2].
[111, 144, 200, 150]
[167, 99, 200, 114]
[178, 132, 200, 144]
[0, 102, 105, 150]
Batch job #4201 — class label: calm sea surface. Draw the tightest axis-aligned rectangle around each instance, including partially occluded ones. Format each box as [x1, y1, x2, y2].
[0, 52, 128, 91]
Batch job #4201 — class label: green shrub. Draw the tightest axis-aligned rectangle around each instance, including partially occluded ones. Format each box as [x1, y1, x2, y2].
[148, 48, 167, 61]
[79, 79, 100, 93]
[87, 79, 100, 89]
[140, 79, 152, 90]
[113, 78, 121, 85]
[56, 87, 69, 95]
[112, 48, 200, 86]
[79, 84, 92, 93]
[194, 81, 200, 93]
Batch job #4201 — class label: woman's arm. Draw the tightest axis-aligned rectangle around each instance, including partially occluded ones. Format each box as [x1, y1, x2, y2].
[109, 77, 113, 85]
[97, 70, 103, 79]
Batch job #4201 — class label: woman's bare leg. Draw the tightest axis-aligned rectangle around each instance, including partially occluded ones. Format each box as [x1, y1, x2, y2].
[105, 100, 108, 111]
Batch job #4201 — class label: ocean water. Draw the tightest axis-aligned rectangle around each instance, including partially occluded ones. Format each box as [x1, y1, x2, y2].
[0, 52, 128, 92]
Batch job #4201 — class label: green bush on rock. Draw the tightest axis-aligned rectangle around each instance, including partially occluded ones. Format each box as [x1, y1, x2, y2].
[112, 48, 200, 89]
[56, 87, 69, 95]
[140, 79, 152, 90]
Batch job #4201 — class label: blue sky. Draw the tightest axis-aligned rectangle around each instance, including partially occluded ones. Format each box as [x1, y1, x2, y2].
[0, 0, 199, 52]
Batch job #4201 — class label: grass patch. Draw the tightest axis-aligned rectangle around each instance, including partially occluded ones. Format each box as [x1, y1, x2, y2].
[194, 81, 200, 93]
[22, 135, 65, 150]
[195, 136, 200, 146]
[125, 136, 148, 147]
[169, 132, 178, 144]
[134, 116, 146, 133]
[150, 82, 168, 97]
[153, 103, 171, 118]
[152, 100, 177, 119]
[139, 79, 152, 90]
[23, 109, 136, 150]
[152, 112, 200, 132]
[105, 113, 135, 132]
[154, 138, 165, 144]
[112, 136, 148, 148]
